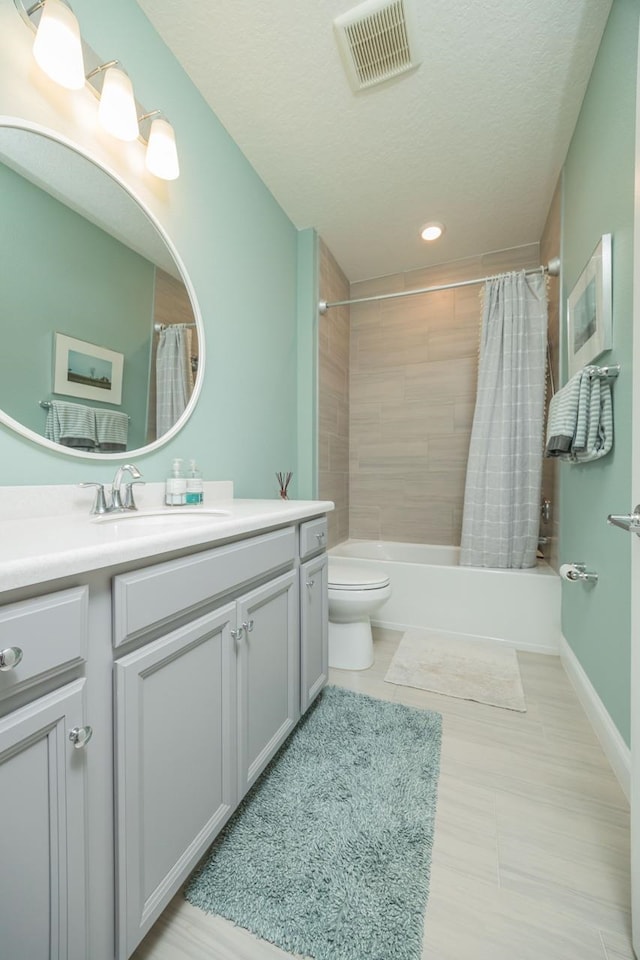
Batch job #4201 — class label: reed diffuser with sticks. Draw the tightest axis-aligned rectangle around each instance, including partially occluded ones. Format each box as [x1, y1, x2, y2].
[276, 471, 292, 500]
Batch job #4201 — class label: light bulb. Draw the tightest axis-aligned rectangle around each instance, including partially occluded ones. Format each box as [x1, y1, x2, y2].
[98, 66, 139, 142]
[145, 118, 180, 181]
[32, 0, 85, 90]
[420, 222, 445, 242]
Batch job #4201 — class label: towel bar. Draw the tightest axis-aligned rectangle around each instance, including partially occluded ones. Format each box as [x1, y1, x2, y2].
[39, 400, 131, 421]
[584, 363, 620, 382]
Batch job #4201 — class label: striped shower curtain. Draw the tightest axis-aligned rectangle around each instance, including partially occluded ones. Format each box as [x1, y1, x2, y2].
[156, 324, 194, 436]
[460, 271, 548, 569]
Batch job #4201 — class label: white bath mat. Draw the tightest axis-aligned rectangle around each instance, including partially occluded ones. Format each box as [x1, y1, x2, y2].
[384, 628, 526, 712]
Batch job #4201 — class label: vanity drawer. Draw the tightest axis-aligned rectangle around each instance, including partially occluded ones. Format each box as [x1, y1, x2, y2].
[0, 586, 88, 701]
[299, 517, 328, 560]
[113, 526, 296, 646]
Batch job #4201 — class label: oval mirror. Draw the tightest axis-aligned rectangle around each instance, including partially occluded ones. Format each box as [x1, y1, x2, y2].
[0, 120, 204, 459]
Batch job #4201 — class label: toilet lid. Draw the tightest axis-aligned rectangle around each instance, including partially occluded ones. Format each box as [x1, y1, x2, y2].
[328, 564, 390, 590]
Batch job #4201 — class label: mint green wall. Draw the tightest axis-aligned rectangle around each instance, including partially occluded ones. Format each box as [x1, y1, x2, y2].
[1, 162, 154, 449]
[0, 0, 308, 498]
[561, 0, 638, 744]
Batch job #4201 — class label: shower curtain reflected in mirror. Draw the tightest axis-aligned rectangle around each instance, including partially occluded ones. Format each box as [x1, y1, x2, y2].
[155, 324, 194, 437]
[460, 271, 548, 569]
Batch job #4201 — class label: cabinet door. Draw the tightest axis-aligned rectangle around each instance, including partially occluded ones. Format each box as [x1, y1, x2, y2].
[300, 553, 328, 713]
[0, 679, 88, 960]
[114, 604, 236, 960]
[237, 570, 299, 797]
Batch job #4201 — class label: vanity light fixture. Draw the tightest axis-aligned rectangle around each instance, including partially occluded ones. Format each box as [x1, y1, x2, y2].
[14, 0, 180, 180]
[30, 0, 85, 90]
[88, 62, 139, 142]
[140, 112, 180, 181]
[420, 221, 445, 242]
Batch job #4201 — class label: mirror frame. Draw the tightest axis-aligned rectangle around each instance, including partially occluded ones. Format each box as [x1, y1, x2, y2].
[0, 116, 205, 460]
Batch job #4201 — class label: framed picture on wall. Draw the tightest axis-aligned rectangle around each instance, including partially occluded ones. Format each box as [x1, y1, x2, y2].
[566, 233, 612, 377]
[53, 333, 124, 405]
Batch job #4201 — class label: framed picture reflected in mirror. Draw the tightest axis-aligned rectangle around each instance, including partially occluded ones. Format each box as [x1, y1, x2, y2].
[53, 333, 124, 405]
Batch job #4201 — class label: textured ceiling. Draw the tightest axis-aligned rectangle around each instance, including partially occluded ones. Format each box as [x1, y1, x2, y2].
[136, 0, 612, 282]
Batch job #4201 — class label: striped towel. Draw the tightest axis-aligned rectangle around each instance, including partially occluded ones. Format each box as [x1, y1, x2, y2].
[545, 369, 613, 462]
[94, 409, 128, 452]
[44, 400, 96, 451]
[573, 377, 613, 462]
[545, 371, 583, 454]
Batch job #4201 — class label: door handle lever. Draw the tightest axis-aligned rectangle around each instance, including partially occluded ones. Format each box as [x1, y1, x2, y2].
[607, 505, 640, 535]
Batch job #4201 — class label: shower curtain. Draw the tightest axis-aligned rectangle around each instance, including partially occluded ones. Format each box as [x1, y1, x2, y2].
[460, 271, 548, 569]
[156, 324, 194, 436]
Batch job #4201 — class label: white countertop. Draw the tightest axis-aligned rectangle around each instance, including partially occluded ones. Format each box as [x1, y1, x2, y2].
[0, 487, 333, 592]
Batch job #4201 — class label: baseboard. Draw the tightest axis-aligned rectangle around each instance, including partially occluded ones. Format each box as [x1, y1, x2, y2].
[559, 635, 630, 802]
[371, 618, 559, 656]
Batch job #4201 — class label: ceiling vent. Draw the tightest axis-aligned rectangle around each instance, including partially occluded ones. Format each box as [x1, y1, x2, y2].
[333, 0, 421, 92]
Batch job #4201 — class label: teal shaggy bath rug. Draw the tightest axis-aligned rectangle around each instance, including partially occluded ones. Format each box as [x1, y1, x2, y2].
[185, 685, 442, 960]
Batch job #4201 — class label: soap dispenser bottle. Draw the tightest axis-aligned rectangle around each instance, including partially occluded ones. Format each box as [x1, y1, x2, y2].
[186, 460, 204, 505]
[165, 458, 186, 506]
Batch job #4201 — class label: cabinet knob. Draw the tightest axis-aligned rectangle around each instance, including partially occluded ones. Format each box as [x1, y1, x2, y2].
[69, 725, 93, 749]
[0, 647, 23, 671]
[242, 619, 255, 633]
[231, 627, 244, 641]
[306, 579, 315, 588]
[315, 532, 325, 542]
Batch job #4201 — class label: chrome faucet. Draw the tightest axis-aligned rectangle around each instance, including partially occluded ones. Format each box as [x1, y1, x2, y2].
[80, 463, 144, 515]
[110, 464, 143, 511]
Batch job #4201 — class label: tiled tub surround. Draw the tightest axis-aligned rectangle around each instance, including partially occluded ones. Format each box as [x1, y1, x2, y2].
[318, 239, 350, 547]
[331, 540, 561, 654]
[349, 243, 541, 545]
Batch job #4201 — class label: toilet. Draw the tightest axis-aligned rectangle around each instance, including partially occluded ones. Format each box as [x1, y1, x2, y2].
[328, 561, 392, 671]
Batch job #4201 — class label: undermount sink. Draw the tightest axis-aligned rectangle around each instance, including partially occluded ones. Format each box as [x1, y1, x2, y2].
[93, 508, 231, 526]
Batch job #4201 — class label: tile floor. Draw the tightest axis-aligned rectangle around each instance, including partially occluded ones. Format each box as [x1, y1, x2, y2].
[132, 628, 633, 960]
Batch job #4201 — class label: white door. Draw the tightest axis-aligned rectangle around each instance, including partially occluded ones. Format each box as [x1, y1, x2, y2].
[631, 26, 640, 954]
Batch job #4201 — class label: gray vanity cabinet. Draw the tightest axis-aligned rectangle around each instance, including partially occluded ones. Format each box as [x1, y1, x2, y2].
[237, 569, 299, 797]
[300, 553, 329, 713]
[114, 604, 237, 959]
[0, 512, 329, 960]
[0, 678, 89, 960]
[113, 527, 301, 959]
[0, 585, 89, 960]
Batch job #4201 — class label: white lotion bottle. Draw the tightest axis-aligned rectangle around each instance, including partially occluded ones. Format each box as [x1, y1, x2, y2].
[165, 458, 187, 506]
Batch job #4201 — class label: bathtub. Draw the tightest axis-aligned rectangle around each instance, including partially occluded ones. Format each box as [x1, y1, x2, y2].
[329, 540, 561, 654]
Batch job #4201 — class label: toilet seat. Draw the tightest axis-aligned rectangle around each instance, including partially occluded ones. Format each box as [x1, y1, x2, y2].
[328, 564, 390, 591]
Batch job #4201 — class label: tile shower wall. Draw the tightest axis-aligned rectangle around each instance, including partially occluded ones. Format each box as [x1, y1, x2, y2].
[540, 180, 561, 572]
[349, 244, 541, 545]
[318, 239, 350, 546]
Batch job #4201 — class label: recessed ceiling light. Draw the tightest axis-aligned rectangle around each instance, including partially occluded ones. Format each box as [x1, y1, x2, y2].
[420, 221, 445, 241]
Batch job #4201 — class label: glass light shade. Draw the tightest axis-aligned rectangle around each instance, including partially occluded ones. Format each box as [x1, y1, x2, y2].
[420, 222, 444, 241]
[98, 67, 139, 141]
[32, 0, 85, 90]
[145, 118, 180, 181]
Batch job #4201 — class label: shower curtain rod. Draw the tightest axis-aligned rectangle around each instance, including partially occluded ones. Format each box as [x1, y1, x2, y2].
[318, 257, 561, 314]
